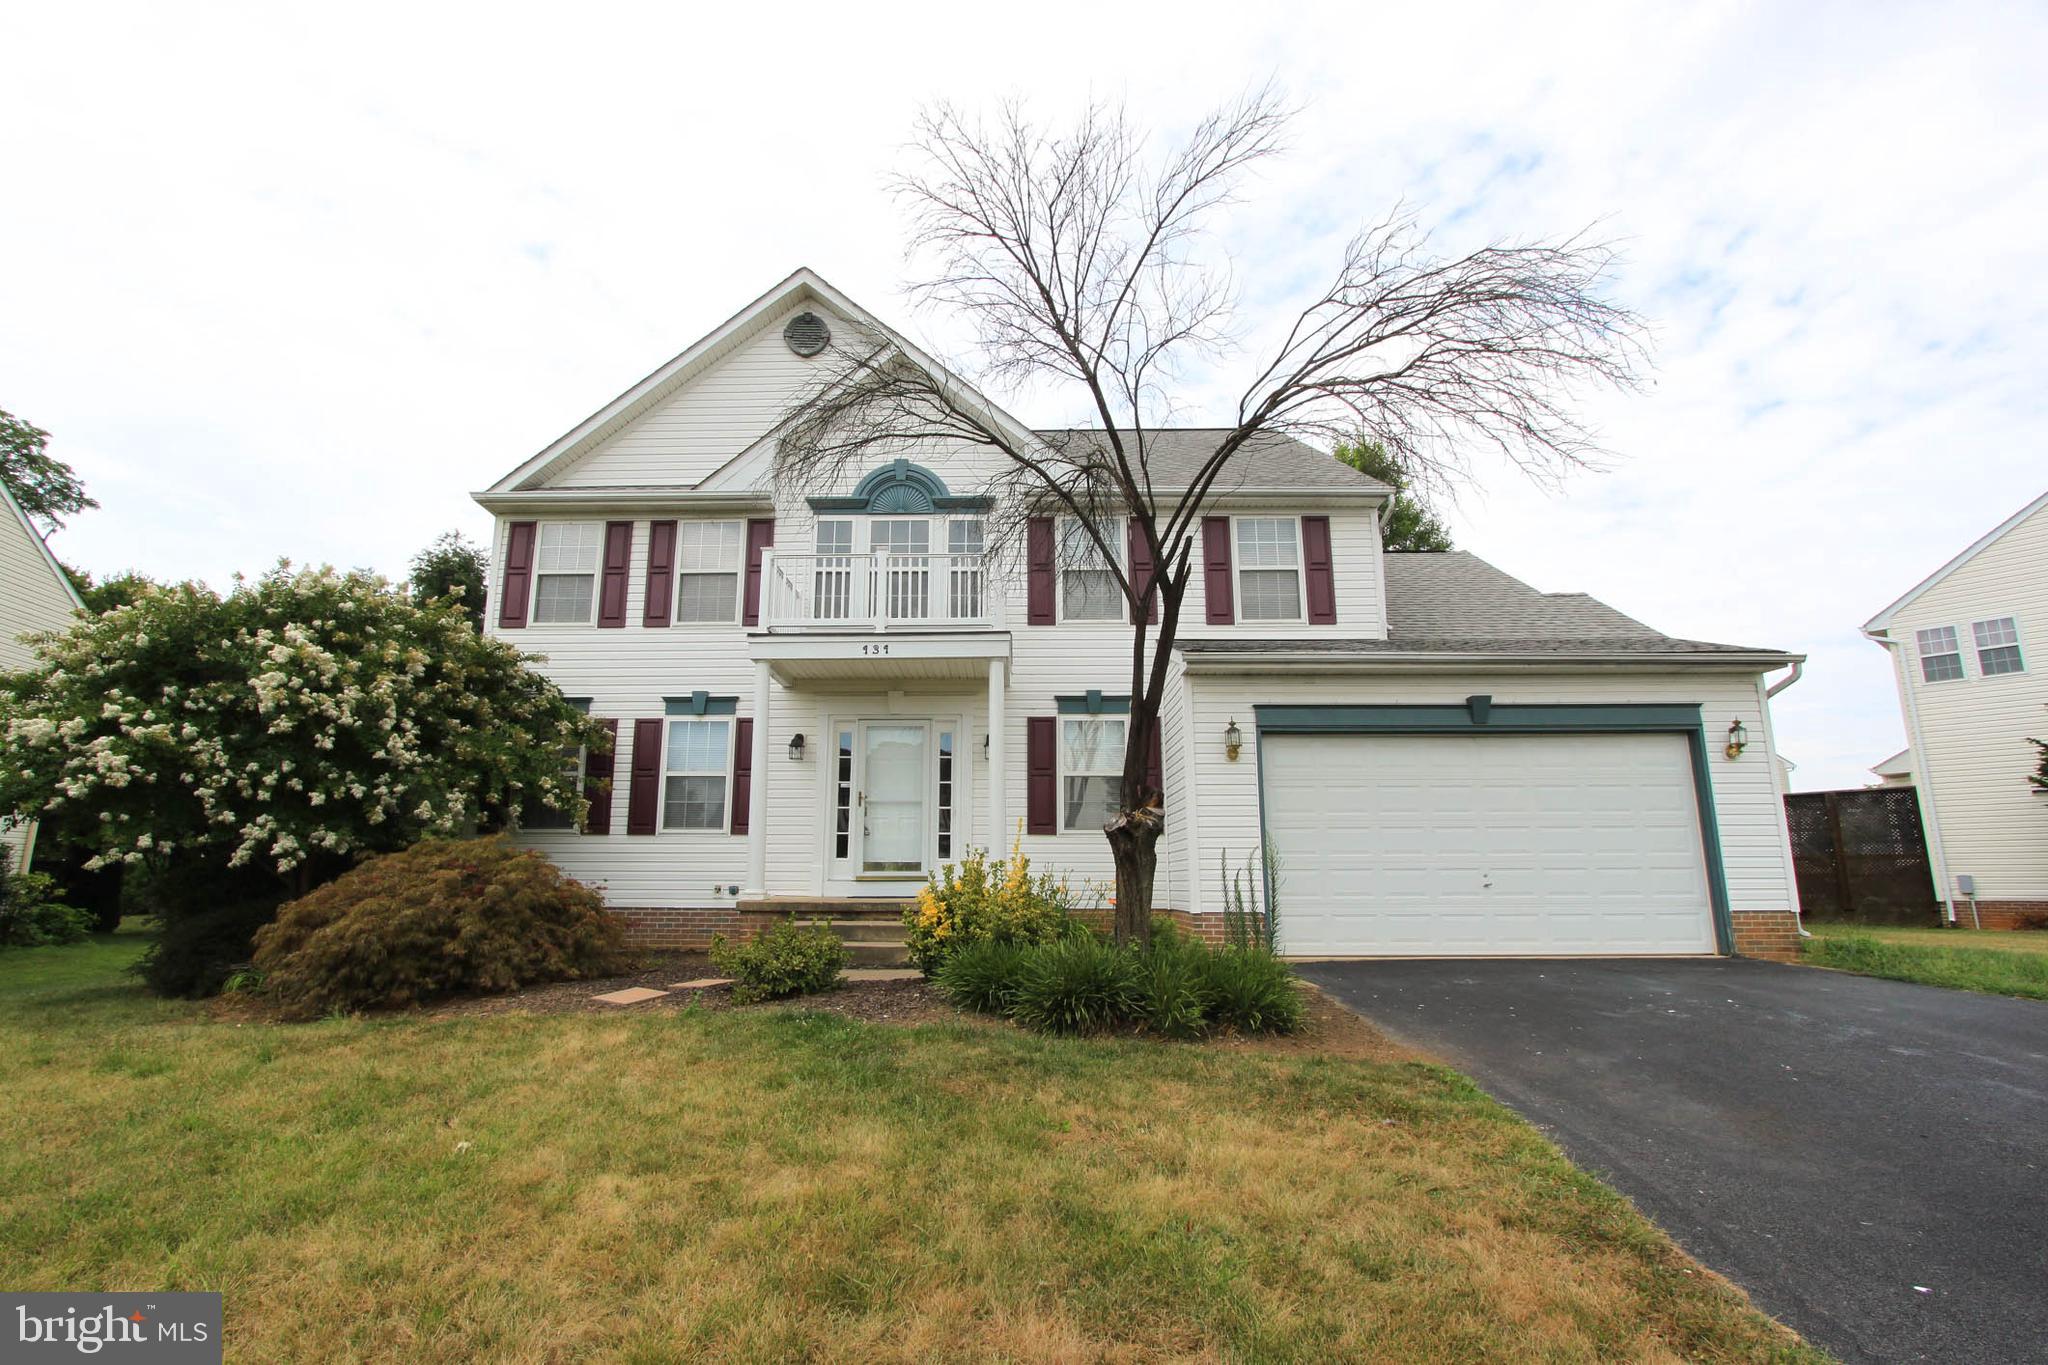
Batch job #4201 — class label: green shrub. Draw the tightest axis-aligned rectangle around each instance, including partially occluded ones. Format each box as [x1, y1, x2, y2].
[1006, 936, 1143, 1035]
[933, 938, 1029, 1015]
[130, 860, 296, 998]
[710, 917, 847, 1005]
[1139, 937, 1213, 1039]
[0, 846, 92, 948]
[905, 840, 1083, 974]
[1196, 947, 1306, 1034]
[251, 836, 628, 1018]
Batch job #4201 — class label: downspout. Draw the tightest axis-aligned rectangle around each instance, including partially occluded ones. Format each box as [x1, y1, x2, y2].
[1866, 629, 1955, 923]
[1758, 661, 1808, 937]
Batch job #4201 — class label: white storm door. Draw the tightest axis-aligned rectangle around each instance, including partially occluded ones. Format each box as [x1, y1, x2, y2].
[859, 722, 930, 875]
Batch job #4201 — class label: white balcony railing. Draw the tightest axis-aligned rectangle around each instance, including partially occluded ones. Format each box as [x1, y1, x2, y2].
[758, 551, 1000, 631]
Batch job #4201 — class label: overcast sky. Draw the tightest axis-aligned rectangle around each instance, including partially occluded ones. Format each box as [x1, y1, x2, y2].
[3, 1, 2042, 790]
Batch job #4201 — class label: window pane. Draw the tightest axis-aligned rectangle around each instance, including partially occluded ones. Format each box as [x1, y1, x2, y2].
[1239, 569, 1302, 621]
[1235, 518, 1299, 567]
[676, 573, 738, 622]
[1916, 626, 1958, 656]
[1921, 652, 1963, 683]
[663, 775, 726, 830]
[1062, 569, 1121, 621]
[948, 519, 984, 555]
[871, 519, 930, 554]
[1061, 717, 1126, 774]
[1979, 645, 2024, 676]
[677, 521, 742, 571]
[1063, 775, 1121, 831]
[666, 719, 729, 774]
[536, 522, 603, 573]
[815, 520, 853, 555]
[532, 574, 594, 623]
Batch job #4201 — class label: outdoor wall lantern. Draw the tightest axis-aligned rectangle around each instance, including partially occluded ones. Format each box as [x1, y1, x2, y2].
[788, 733, 806, 761]
[1224, 719, 1244, 762]
[1724, 719, 1748, 760]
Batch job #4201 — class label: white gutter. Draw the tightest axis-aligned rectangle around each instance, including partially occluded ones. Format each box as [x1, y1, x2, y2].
[472, 489, 776, 514]
[1864, 627, 1955, 922]
[1765, 658, 1804, 697]
[1179, 649, 1804, 674]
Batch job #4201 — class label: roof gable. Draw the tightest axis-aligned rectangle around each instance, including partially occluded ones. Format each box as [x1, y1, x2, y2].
[1863, 488, 2048, 633]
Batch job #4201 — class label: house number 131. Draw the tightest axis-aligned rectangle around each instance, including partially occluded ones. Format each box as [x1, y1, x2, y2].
[862, 643, 890, 655]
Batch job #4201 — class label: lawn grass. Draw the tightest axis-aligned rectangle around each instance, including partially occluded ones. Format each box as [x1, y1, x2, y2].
[0, 928, 1821, 1362]
[1801, 921, 2048, 1000]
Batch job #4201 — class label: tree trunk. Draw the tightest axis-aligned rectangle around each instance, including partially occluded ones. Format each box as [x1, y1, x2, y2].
[1105, 804, 1163, 944]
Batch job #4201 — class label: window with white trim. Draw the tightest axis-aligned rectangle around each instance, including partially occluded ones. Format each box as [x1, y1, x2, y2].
[1235, 517, 1303, 621]
[531, 523, 603, 624]
[1059, 519, 1122, 622]
[1061, 714, 1126, 830]
[662, 718, 731, 830]
[523, 699, 590, 830]
[1973, 616, 2025, 676]
[947, 518, 985, 619]
[1916, 625, 1964, 682]
[675, 521, 743, 623]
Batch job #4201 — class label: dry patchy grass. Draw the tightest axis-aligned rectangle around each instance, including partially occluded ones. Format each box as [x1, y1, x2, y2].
[0, 931, 1820, 1362]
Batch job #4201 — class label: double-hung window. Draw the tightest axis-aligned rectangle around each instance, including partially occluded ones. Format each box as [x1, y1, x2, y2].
[1061, 713, 1126, 831]
[1973, 616, 2025, 675]
[1916, 626, 1964, 682]
[531, 523, 603, 624]
[1235, 517, 1303, 621]
[947, 518, 985, 619]
[523, 699, 590, 830]
[675, 521, 743, 623]
[663, 718, 731, 830]
[1059, 519, 1122, 622]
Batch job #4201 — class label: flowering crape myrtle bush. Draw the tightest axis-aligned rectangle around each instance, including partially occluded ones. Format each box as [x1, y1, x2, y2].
[0, 563, 605, 884]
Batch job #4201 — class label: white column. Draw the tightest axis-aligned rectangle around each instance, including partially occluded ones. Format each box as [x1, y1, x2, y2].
[985, 657, 1006, 853]
[744, 660, 771, 897]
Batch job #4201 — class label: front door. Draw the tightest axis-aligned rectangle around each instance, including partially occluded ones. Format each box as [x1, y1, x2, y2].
[859, 721, 930, 877]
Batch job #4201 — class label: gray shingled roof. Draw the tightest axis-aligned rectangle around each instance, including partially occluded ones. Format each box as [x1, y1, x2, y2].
[1032, 428, 1388, 494]
[1177, 550, 1790, 659]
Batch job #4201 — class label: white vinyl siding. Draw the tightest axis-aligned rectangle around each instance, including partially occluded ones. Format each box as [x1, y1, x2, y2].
[531, 522, 602, 624]
[675, 520, 743, 623]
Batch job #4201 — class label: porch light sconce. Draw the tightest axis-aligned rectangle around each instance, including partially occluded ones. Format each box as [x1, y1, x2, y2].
[1224, 719, 1244, 762]
[1724, 719, 1748, 760]
[788, 732, 806, 761]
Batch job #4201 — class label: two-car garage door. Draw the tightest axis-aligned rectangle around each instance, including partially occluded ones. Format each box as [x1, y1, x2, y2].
[1262, 732, 1716, 956]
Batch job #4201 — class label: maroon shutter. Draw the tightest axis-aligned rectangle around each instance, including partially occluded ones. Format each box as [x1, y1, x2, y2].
[1301, 515, 1336, 625]
[498, 521, 536, 629]
[597, 521, 633, 628]
[1201, 517, 1234, 624]
[643, 519, 676, 627]
[741, 518, 775, 627]
[730, 717, 754, 835]
[1026, 716, 1058, 835]
[626, 718, 664, 835]
[583, 719, 617, 835]
[1026, 517, 1056, 625]
[1145, 722, 1164, 802]
[1127, 517, 1158, 624]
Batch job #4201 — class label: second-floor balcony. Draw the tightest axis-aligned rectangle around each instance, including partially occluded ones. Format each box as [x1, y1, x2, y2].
[758, 551, 1002, 631]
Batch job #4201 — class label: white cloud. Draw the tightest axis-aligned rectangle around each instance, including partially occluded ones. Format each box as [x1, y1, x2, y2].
[2, 0, 2041, 789]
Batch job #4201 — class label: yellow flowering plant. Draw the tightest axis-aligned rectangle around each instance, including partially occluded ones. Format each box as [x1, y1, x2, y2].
[904, 834, 1085, 974]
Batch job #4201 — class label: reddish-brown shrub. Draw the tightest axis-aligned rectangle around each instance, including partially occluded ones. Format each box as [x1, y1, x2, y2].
[252, 836, 627, 1017]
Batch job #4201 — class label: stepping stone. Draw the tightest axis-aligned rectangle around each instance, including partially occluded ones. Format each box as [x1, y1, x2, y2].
[592, 986, 669, 1005]
[670, 978, 732, 990]
[844, 969, 922, 982]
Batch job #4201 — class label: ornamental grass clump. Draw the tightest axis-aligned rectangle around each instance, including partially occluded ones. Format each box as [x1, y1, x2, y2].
[1004, 935, 1145, 1036]
[710, 918, 847, 1004]
[252, 836, 627, 1018]
[905, 839, 1080, 974]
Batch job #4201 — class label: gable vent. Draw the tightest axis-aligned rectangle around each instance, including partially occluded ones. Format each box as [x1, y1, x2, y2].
[783, 312, 830, 357]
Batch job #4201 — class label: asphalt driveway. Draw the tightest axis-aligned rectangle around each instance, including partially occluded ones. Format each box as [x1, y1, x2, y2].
[1298, 957, 2048, 1365]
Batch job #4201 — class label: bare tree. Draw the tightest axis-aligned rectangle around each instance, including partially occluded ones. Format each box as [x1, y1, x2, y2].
[777, 90, 1648, 944]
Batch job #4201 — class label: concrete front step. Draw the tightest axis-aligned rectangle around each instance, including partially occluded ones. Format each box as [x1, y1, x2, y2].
[846, 941, 912, 967]
[741, 897, 913, 923]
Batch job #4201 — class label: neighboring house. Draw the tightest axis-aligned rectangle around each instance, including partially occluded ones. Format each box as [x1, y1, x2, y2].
[1864, 490, 2048, 927]
[475, 269, 1806, 959]
[0, 481, 85, 871]
[1870, 748, 1915, 788]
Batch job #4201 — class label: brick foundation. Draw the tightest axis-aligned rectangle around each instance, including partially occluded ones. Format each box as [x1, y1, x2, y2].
[1936, 901, 2048, 932]
[1730, 910, 1802, 963]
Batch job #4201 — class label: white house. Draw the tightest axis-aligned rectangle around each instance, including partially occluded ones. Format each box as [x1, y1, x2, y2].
[1864, 490, 2048, 927]
[476, 269, 1806, 959]
[0, 481, 85, 871]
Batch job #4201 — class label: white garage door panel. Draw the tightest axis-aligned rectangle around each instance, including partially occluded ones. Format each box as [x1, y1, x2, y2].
[1264, 732, 1715, 956]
